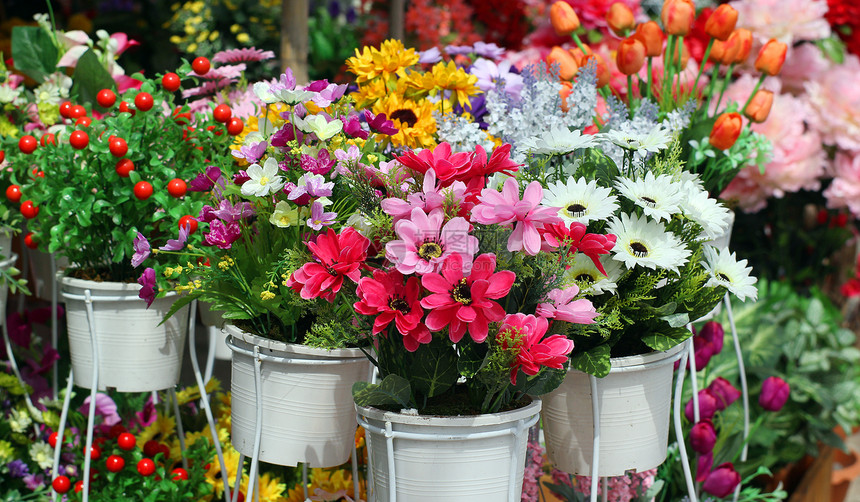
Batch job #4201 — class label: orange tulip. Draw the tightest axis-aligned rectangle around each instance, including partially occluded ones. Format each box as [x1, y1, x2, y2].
[661, 0, 696, 36]
[665, 39, 690, 68]
[550, 1, 581, 36]
[582, 54, 611, 88]
[548, 46, 579, 80]
[559, 81, 574, 112]
[616, 37, 647, 75]
[704, 5, 738, 41]
[607, 3, 635, 36]
[709, 39, 727, 64]
[744, 89, 774, 123]
[634, 21, 664, 57]
[755, 39, 788, 76]
[568, 43, 593, 66]
[730, 29, 753, 64]
[709, 112, 743, 150]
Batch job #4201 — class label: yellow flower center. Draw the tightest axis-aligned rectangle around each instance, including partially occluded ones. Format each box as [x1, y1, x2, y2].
[259, 176, 269, 186]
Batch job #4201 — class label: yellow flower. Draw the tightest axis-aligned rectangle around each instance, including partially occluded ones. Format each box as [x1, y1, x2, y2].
[260, 290, 276, 301]
[190, 1, 203, 13]
[230, 24, 241, 33]
[174, 379, 220, 405]
[372, 93, 437, 149]
[187, 43, 198, 53]
[169, 35, 182, 44]
[205, 446, 245, 497]
[346, 39, 419, 84]
[350, 78, 390, 109]
[428, 61, 481, 109]
[136, 415, 177, 449]
[209, 30, 219, 41]
[238, 471, 287, 502]
[237, 33, 250, 44]
[269, 201, 299, 228]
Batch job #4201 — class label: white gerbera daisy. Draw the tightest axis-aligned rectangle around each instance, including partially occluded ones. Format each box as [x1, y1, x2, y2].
[608, 212, 691, 272]
[614, 172, 684, 222]
[241, 157, 284, 197]
[564, 254, 624, 295]
[543, 177, 618, 225]
[680, 182, 733, 240]
[703, 246, 758, 301]
[520, 125, 597, 155]
[605, 127, 672, 156]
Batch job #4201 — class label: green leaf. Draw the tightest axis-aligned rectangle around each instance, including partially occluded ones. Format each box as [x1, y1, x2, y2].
[516, 365, 568, 396]
[11, 26, 58, 83]
[409, 340, 459, 398]
[158, 292, 200, 326]
[71, 49, 116, 108]
[570, 344, 611, 377]
[457, 338, 488, 378]
[642, 326, 691, 352]
[352, 374, 413, 409]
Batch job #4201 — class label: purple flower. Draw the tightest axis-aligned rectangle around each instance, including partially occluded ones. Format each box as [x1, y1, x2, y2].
[188, 165, 224, 192]
[707, 377, 740, 411]
[696, 452, 713, 482]
[81, 392, 121, 427]
[6, 311, 32, 348]
[233, 170, 251, 185]
[445, 44, 473, 56]
[9, 459, 29, 478]
[300, 149, 336, 175]
[211, 199, 255, 222]
[159, 223, 190, 251]
[311, 82, 347, 107]
[203, 220, 242, 249]
[23, 473, 44, 491]
[271, 68, 297, 92]
[759, 376, 790, 411]
[341, 113, 369, 139]
[306, 201, 336, 231]
[473, 41, 505, 59]
[132, 232, 150, 268]
[418, 47, 443, 64]
[690, 419, 717, 454]
[470, 58, 524, 99]
[684, 389, 717, 422]
[270, 125, 304, 147]
[703, 463, 741, 498]
[363, 110, 398, 135]
[231, 141, 268, 164]
[133, 396, 157, 429]
[304, 79, 329, 92]
[138, 268, 156, 307]
[333, 144, 366, 177]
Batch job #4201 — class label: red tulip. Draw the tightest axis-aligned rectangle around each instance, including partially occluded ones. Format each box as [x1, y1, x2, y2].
[759, 376, 790, 411]
[697, 451, 714, 482]
[634, 21, 664, 58]
[607, 2, 635, 36]
[616, 37, 647, 76]
[685, 389, 717, 422]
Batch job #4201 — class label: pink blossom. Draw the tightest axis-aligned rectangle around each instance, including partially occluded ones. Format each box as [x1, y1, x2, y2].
[286, 228, 370, 301]
[730, 0, 830, 45]
[381, 169, 468, 223]
[540, 222, 616, 274]
[806, 54, 860, 151]
[420, 253, 515, 343]
[212, 47, 276, 64]
[498, 313, 574, 384]
[779, 43, 831, 94]
[472, 177, 562, 255]
[536, 286, 598, 324]
[385, 207, 478, 275]
[354, 269, 430, 351]
[394, 142, 472, 185]
[824, 151, 860, 217]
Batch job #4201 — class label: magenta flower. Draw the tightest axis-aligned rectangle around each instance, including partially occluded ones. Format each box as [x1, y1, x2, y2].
[690, 419, 717, 454]
[759, 376, 790, 411]
[689, 321, 725, 370]
[364, 110, 398, 135]
[310, 82, 347, 107]
[472, 177, 562, 255]
[341, 113, 369, 139]
[420, 253, 515, 343]
[81, 393, 122, 428]
[212, 47, 275, 63]
[289, 173, 334, 201]
[132, 232, 150, 267]
[286, 228, 370, 301]
[232, 141, 268, 164]
[381, 169, 468, 223]
[536, 285, 599, 324]
[159, 223, 190, 251]
[203, 220, 242, 249]
[138, 268, 156, 307]
[540, 222, 616, 274]
[300, 148, 336, 175]
[202, 199, 255, 222]
[188, 165, 225, 192]
[385, 207, 478, 275]
[707, 376, 740, 411]
[354, 269, 430, 351]
[395, 142, 472, 184]
[703, 463, 741, 498]
[685, 388, 718, 422]
[497, 313, 574, 384]
[307, 201, 337, 231]
[696, 452, 714, 482]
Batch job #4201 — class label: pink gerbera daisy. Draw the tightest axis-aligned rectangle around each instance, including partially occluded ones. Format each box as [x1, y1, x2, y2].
[420, 253, 515, 343]
[496, 313, 574, 384]
[385, 207, 478, 275]
[354, 269, 431, 351]
[212, 47, 276, 64]
[535, 285, 599, 324]
[286, 227, 370, 301]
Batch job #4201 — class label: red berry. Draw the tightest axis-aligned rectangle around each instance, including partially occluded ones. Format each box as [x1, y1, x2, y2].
[119, 101, 136, 116]
[117, 432, 136, 451]
[237, 491, 245, 502]
[48, 431, 60, 448]
[162, 72, 181, 92]
[96, 88, 116, 108]
[70, 130, 89, 150]
[115, 158, 135, 177]
[108, 424, 127, 439]
[69, 105, 87, 119]
[109, 137, 128, 157]
[167, 178, 187, 198]
[59, 102, 73, 118]
[24, 233, 37, 249]
[19, 135, 37, 154]
[137, 458, 156, 476]
[171, 468, 188, 481]
[213, 104, 232, 123]
[6, 185, 22, 203]
[40, 133, 55, 146]
[74, 480, 83, 493]
[20, 200, 39, 219]
[143, 440, 162, 458]
[134, 181, 153, 200]
[75, 116, 93, 127]
[52, 476, 71, 494]
[227, 117, 244, 135]
[85, 444, 101, 460]
[178, 215, 198, 234]
[191, 56, 211, 75]
[134, 92, 154, 112]
[105, 455, 125, 473]
[0, 150, 4, 163]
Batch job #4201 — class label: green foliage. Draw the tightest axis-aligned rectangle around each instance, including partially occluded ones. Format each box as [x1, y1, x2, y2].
[353, 375, 412, 409]
[10, 26, 59, 83]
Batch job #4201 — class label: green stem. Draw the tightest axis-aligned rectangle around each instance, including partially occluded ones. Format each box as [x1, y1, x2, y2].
[740, 74, 767, 116]
[662, 35, 677, 108]
[646, 58, 654, 102]
[693, 39, 714, 100]
[570, 32, 589, 55]
[713, 63, 735, 113]
[704, 65, 721, 116]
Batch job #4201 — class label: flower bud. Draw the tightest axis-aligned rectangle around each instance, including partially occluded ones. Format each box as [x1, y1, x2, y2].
[690, 419, 717, 454]
[744, 89, 774, 123]
[661, 0, 696, 36]
[616, 37, 647, 75]
[568, 43, 593, 66]
[582, 54, 610, 88]
[550, 1, 581, 36]
[759, 376, 790, 411]
[634, 21, 664, 57]
[700, 321, 724, 355]
[685, 389, 717, 422]
[709, 39, 727, 64]
[607, 3, 635, 36]
[707, 377, 740, 410]
[709, 112, 743, 150]
[665, 39, 690, 68]
[697, 452, 714, 482]
[730, 29, 753, 64]
[548, 46, 579, 80]
[704, 4, 738, 41]
[703, 463, 741, 498]
[755, 39, 788, 76]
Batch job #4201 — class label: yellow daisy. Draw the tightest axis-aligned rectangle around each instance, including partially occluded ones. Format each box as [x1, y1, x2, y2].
[351, 78, 390, 110]
[136, 415, 176, 449]
[237, 471, 287, 502]
[427, 60, 481, 109]
[346, 39, 419, 84]
[204, 446, 245, 497]
[372, 93, 437, 149]
[174, 378, 220, 405]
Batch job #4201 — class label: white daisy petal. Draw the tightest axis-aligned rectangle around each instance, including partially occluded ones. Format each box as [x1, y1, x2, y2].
[543, 177, 618, 225]
[680, 181, 733, 240]
[520, 125, 597, 155]
[564, 254, 624, 296]
[703, 246, 758, 301]
[614, 172, 684, 222]
[607, 212, 691, 273]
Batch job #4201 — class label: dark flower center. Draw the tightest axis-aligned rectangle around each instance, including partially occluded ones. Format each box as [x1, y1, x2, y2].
[388, 296, 411, 314]
[576, 273, 595, 283]
[391, 109, 418, 127]
[640, 196, 657, 208]
[630, 241, 649, 257]
[566, 203, 587, 216]
[718, 273, 731, 282]
[451, 278, 472, 305]
[418, 241, 443, 260]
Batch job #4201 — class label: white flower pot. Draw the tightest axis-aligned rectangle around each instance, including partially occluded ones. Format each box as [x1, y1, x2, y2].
[541, 343, 686, 476]
[198, 301, 225, 328]
[29, 250, 69, 299]
[0, 254, 17, 307]
[228, 325, 371, 467]
[61, 276, 189, 392]
[357, 399, 541, 502]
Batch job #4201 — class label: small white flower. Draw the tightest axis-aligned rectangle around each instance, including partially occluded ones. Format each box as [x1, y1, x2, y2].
[564, 254, 624, 295]
[241, 157, 284, 197]
[615, 172, 684, 222]
[543, 177, 618, 225]
[252, 82, 278, 104]
[605, 127, 672, 155]
[608, 212, 691, 272]
[680, 182, 733, 240]
[520, 125, 597, 155]
[269, 201, 298, 228]
[301, 114, 343, 140]
[9, 408, 31, 433]
[703, 246, 758, 301]
[274, 88, 315, 106]
[29, 441, 54, 470]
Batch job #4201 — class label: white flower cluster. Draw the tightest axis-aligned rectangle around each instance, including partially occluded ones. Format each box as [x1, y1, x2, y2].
[433, 111, 496, 153]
